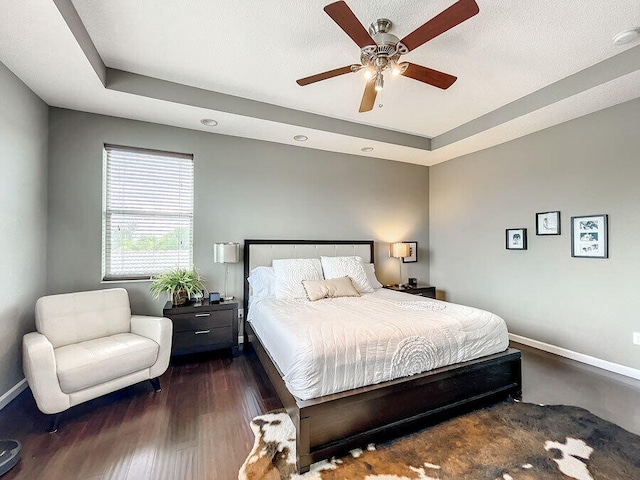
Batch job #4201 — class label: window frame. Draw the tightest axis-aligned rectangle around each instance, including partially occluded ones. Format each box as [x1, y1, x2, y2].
[101, 144, 195, 282]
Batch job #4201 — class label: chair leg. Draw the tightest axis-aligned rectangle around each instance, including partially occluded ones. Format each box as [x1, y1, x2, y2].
[48, 412, 62, 433]
[149, 377, 161, 392]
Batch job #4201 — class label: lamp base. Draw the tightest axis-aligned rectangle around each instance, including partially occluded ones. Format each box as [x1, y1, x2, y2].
[223, 295, 234, 302]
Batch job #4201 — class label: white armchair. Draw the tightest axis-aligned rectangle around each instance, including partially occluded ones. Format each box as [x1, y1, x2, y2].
[23, 288, 172, 431]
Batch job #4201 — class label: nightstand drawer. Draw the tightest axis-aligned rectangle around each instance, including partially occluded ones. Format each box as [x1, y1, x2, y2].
[384, 284, 436, 299]
[170, 309, 233, 332]
[173, 327, 234, 351]
[410, 287, 436, 298]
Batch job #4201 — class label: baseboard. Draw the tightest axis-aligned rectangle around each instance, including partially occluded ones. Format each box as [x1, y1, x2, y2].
[0, 378, 28, 410]
[509, 333, 640, 381]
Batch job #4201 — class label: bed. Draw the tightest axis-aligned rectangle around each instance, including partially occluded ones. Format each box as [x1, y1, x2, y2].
[243, 239, 521, 473]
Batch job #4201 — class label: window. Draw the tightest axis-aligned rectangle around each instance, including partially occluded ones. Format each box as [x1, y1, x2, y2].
[102, 144, 194, 281]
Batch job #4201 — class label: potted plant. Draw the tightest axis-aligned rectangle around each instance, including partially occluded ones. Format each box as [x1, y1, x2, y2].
[150, 267, 206, 306]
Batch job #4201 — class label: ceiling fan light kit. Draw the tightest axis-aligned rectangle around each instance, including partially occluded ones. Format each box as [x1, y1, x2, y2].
[374, 74, 384, 92]
[296, 0, 479, 112]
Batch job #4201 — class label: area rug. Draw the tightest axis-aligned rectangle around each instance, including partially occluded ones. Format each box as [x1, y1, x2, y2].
[238, 400, 640, 479]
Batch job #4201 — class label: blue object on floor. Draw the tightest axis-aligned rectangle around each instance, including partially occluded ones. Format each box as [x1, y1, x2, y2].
[0, 440, 21, 476]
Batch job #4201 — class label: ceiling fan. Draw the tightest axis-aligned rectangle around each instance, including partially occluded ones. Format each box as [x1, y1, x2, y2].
[296, 0, 479, 112]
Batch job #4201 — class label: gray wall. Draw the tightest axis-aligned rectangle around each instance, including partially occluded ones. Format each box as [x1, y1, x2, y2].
[430, 98, 640, 370]
[0, 61, 48, 398]
[47, 108, 430, 316]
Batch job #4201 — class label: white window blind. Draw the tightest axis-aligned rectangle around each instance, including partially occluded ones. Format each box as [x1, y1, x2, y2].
[103, 144, 194, 281]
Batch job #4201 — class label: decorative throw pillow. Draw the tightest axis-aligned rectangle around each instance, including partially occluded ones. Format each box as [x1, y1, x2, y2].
[272, 258, 324, 299]
[248, 266, 276, 298]
[302, 277, 361, 301]
[365, 263, 383, 289]
[320, 256, 374, 293]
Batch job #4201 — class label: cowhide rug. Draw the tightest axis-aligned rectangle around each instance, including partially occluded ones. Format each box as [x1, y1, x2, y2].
[238, 400, 640, 479]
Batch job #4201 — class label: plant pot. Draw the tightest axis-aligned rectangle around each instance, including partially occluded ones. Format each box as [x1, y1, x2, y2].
[172, 289, 188, 306]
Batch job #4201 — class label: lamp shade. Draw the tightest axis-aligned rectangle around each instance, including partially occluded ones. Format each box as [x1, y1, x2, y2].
[390, 242, 410, 258]
[214, 242, 239, 264]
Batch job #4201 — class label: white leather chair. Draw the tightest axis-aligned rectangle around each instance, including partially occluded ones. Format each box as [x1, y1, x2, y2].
[23, 288, 172, 431]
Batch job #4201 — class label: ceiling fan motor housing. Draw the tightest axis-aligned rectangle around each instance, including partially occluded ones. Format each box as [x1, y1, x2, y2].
[361, 20, 408, 73]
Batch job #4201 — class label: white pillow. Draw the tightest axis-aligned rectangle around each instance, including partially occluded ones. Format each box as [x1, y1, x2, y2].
[365, 263, 383, 289]
[272, 258, 324, 299]
[320, 256, 374, 293]
[248, 266, 276, 298]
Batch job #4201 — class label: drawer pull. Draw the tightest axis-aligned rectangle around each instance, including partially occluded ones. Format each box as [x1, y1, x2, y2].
[195, 330, 211, 335]
[195, 313, 211, 317]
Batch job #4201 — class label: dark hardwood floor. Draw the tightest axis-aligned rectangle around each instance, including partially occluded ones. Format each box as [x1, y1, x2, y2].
[1, 344, 638, 479]
[515, 341, 640, 436]
[0, 350, 282, 480]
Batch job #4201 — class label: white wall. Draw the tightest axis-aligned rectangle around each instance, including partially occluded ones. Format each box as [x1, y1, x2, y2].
[0, 61, 48, 399]
[47, 108, 430, 316]
[430, 98, 640, 370]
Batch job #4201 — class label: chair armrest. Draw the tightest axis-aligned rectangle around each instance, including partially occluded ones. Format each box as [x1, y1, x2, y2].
[130, 315, 172, 378]
[130, 315, 172, 344]
[22, 332, 70, 414]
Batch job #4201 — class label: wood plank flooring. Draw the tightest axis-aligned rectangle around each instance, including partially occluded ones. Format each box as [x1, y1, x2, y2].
[0, 351, 281, 480]
[0, 344, 638, 479]
[515, 341, 640, 436]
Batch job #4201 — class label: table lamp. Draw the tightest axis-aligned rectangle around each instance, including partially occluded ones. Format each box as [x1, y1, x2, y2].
[390, 242, 410, 287]
[214, 242, 239, 301]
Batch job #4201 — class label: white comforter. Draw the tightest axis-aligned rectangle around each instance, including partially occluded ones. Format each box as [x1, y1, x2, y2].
[248, 288, 508, 400]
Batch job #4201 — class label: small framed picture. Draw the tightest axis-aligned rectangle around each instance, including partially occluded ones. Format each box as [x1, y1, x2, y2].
[536, 211, 561, 235]
[402, 241, 418, 263]
[506, 228, 527, 250]
[571, 214, 608, 258]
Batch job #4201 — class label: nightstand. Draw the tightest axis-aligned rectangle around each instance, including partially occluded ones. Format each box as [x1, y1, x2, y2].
[163, 300, 238, 357]
[384, 284, 436, 299]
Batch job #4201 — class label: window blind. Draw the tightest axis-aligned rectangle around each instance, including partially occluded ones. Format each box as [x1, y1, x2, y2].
[103, 144, 194, 281]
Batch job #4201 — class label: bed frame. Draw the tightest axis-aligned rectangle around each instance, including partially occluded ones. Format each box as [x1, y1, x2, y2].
[243, 239, 522, 473]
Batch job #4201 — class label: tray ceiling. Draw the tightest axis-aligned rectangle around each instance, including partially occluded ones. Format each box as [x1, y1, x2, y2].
[1, 0, 639, 165]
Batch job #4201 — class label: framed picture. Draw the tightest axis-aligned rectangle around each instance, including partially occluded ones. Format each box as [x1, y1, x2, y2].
[571, 214, 608, 258]
[506, 228, 527, 250]
[402, 241, 418, 263]
[536, 211, 561, 235]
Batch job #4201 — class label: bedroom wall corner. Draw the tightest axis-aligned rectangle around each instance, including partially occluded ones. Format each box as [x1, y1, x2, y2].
[0, 60, 48, 402]
[429, 97, 640, 371]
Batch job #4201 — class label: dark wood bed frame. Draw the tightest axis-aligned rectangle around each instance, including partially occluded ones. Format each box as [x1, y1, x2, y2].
[243, 239, 522, 473]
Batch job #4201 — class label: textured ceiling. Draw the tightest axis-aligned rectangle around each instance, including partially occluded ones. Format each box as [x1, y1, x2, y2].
[1, 0, 639, 165]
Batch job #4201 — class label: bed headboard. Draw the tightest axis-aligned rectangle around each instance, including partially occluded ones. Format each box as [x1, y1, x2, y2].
[242, 239, 374, 319]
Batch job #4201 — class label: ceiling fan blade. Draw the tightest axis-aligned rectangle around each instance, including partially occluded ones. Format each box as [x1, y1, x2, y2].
[296, 65, 356, 86]
[324, 1, 376, 49]
[359, 78, 377, 112]
[400, 0, 479, 52]
[401, 63, 457, 89]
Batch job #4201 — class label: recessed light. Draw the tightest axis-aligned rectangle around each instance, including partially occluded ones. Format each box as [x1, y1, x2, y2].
[613, 28, 639, 46]
[294, 135, 308, 142]
[200, 119, 218, 126]
[361, 147, 374, 152]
